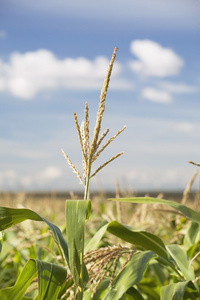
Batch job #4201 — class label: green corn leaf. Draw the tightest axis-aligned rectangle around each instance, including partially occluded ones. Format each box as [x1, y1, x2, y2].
[109, 197, 200, 224]
[161, 281, 199, 300]
[0, 207, 69, 265]
[167, 244, 195, 281]
[137, 277, 161, 299]
[83, 279, 109, 300]
[65, 199, 91, 298]
[183, 222, 200, 250]
[102, 251, 157, 300]
[0, 259, 37, 299]
[124, 287, 145, 300]
[0, 230, 3, 253]
[0, 259, 67, 300]
[150, 260, 168, 286]
[36, 260, 67, 299]
[85, 220, 175, 270]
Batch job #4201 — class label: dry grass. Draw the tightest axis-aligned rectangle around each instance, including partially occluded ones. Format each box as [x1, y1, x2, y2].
[0, 191, 67, 225]
[0, 168, 199, 231]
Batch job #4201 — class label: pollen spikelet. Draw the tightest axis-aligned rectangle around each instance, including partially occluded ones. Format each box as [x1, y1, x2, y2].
[90, 152, 124, 178]
[84, 245, 135, 297]
[188, 160, 200, 167]
[62, 149, 84, 186]
[84, 102, 90, 155]
[74, 112, 87, 163]
[61, 245, 135, 299]
[96, 128, 110, 151]
[89, 47, 118, 163]
[93, 125, 126, 162]
[80, 121, 87, 180]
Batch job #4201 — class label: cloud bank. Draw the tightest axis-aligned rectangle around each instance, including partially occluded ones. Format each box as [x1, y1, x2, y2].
[128, 39, 197, 104]
[0, 40, 195, 104]
[0, 166, 62, 189]
[141, 88, 172, 104]
[159, 81, 197, 93]
[130, 40, 184, 77]
[0, 49, 131, 99]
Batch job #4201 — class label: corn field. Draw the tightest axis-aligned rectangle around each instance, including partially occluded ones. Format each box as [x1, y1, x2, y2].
[0, 48, 200, 299]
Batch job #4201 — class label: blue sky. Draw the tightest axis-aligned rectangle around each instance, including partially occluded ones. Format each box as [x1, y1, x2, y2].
[0, 0, 200, 192]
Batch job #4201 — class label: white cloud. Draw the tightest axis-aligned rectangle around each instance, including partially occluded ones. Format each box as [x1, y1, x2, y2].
[1, 116, 200, 191]
[0, 170, 18, 188]
[20, 176, 33, 187]
[0, 166, 62, 190]
[141, 88, 172, 104]
[117, 164, 199, 191]
[174, 122, 195, 133]
[130, 40, 184, 77]
[159, 81, 197, 94]
[39, 166, 62, 181]
[0, 49, 132, 99]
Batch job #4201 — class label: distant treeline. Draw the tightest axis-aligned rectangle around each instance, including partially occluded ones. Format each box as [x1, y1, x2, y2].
[0, 190, 198, 203]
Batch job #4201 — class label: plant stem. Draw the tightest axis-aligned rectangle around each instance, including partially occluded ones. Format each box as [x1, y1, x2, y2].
[84, 168, 91, 200]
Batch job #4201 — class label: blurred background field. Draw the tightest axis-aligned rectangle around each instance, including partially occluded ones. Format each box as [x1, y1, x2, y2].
[0, 187, 199, 225]
[1, 182, 200, 294]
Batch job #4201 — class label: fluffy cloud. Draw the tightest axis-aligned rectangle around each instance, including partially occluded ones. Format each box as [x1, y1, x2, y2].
[0, 166, 62, 190]
[174, 122, 195, 133]
[130, 40, 184, 77]
[141, 88, 172, 104]
[159, 81, 197, 93]
[0, 170, 18, 189]
[0, 49, 131, 99]
[39, 166, 62, 181]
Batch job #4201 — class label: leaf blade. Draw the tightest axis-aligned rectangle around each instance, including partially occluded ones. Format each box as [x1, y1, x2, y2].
[85, 220, 175, 269]
[0, 207, 69, 265]
[65, 200, 90, 297]
[102, 251, 157, 300]
[109, 197, 200, 224]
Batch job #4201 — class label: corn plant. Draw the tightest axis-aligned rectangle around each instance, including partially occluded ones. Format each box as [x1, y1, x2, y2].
[0, 48, 126, 299]
[61, 47, 125, 201]
[0, 48, 200, 299]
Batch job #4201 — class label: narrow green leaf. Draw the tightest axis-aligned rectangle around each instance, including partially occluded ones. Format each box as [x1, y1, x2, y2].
[161, 281, 198, 300]
[107, 221, 169, 260]
[125, 287, 145, 300]
[65, 200, 90, 297]
[85, 221, 174, 269]
[167, 244, 195, 281]
[0, 230, 3, 253]
[0, 259, 37, 299]
[150, 261, 167, 285]
[137, 276, 161, 299]
[84, 222, 108, 253]
[36, 260, 67, 300]
[109, 197, 200, 224]
[83, 279, 109, 300]
[183, 222, 200, 250]
[102, 251, 157, 300]
[0, 207, 42, 229]
[0, 259, 67, 300]
[0, 207, 69, 265]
